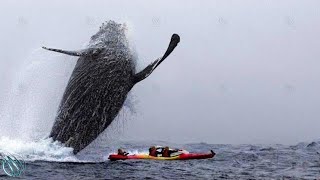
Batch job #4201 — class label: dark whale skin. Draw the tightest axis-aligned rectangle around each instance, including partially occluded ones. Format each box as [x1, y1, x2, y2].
[43, 21, 180, 154]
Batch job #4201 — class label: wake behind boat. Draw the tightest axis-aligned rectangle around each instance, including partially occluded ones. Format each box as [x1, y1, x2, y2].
[108, 146, 216, 161]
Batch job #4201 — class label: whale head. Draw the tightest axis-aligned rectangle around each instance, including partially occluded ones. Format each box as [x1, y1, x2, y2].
[89, 20, 128, 49]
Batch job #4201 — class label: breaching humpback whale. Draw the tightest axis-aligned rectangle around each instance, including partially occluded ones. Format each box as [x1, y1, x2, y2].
[43, 21, 180, 154]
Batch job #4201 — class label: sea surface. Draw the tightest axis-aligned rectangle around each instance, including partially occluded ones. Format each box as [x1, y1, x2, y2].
[0, 140, 320, 179]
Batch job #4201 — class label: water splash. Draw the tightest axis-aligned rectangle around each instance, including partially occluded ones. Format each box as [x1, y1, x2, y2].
[0, 137, 77, 162]
[0, 33, 137, 161]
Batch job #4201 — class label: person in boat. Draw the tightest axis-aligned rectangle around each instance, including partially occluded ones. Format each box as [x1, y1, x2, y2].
[161, 146, 179, 157]
[118, 148, 129, 156]
[149, 146, 160, 157]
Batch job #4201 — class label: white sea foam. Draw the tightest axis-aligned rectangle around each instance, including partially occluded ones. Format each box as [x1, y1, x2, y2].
[0, 137, 79, 162]
[0, 49, 79, 162]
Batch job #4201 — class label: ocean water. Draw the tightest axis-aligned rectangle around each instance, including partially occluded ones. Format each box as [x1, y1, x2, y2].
[0, 140, 319, 179]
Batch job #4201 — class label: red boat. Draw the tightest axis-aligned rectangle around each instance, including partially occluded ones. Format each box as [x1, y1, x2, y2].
[109, 149, 215, 161]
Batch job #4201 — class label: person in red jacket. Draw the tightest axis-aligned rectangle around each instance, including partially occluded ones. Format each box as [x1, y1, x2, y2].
[117, 149, 129, 156]
[149, 146, 161, 157]
[161, 146, 178, 157]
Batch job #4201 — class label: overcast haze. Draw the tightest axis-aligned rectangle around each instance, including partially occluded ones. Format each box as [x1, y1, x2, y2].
[0, 0, 319, 145]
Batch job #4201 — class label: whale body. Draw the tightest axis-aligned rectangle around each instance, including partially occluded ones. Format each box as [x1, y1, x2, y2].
[43, 21, 180, 154]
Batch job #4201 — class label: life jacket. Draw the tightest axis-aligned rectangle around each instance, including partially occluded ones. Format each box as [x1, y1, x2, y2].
[162, 149, 170, 157]
[149, 149, 157, 157]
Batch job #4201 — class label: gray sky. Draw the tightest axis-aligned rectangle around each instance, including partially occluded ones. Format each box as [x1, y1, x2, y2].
[0, 0, 319, 145]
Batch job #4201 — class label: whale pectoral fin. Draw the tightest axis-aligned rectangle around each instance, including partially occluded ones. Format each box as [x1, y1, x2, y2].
[134, 58, 160, 83]
[42, 46, 89, 56]
[43, 47, 103, 57]
[133, 34, 180, 83]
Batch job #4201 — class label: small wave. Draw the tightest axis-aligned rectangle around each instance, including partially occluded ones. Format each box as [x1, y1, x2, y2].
[306, 142, 319, 148]
[259, 147, 275, 151]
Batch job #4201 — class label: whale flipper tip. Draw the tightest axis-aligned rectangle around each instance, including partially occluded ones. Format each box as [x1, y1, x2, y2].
[172, 34, 180, 43]
[133, 33, 180, 83]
